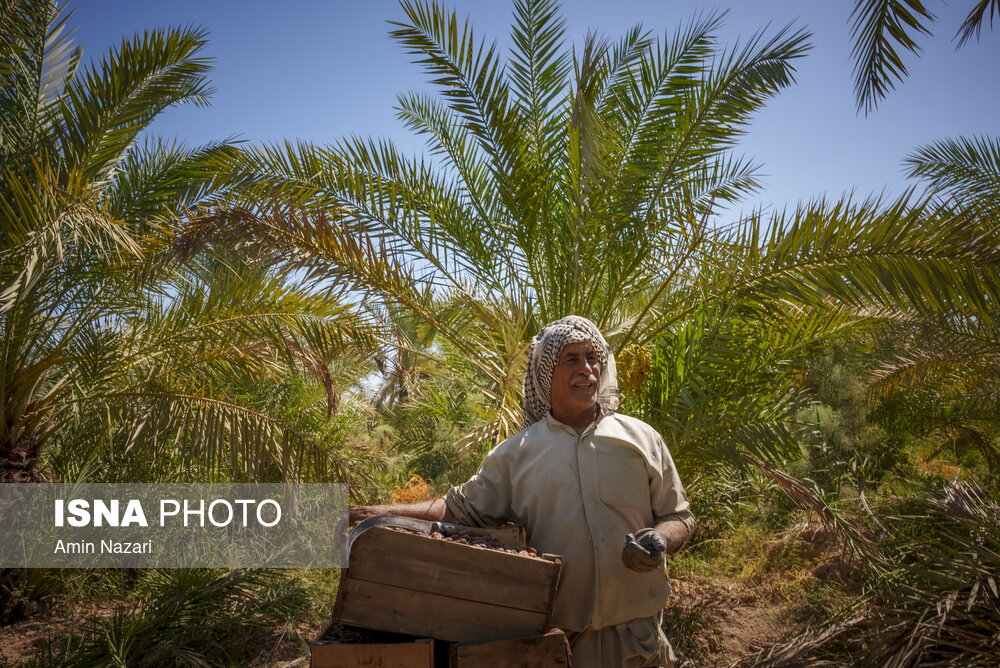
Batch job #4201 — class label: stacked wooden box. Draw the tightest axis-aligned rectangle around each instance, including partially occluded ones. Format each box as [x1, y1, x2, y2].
[311, 627, 571, 668]
[311, 626, 436, 668]
[311, 524, 569, 667]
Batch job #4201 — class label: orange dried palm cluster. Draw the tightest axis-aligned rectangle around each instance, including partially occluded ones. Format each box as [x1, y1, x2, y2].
[392, 474, 438, 503]
[914, 457, 963, 479]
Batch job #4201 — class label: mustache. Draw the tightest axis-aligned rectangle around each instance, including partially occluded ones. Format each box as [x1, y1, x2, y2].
[572, 374, 598, 384]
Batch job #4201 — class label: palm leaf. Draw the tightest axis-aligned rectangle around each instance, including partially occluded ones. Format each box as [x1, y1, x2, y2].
[849, 0, 935, 113]
[955, 0, 1000, 46]
[391, 0, 513, 168]
[508, 0, 569, 162]
[57, 25, 213, 189]
[103, 137, 242, 222]
[904, 135, 1000, 218]
[0, 0, 77, 160]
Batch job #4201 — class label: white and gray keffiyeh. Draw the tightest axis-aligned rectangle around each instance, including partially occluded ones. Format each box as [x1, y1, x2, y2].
[522, 315, 620, 428]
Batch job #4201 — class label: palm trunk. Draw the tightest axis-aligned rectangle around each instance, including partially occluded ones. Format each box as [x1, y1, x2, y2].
[0, 433, 44, 483]
[0, 434, 44, 624]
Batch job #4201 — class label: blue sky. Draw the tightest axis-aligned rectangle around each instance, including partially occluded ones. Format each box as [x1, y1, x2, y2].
[71, 1, 999, 219]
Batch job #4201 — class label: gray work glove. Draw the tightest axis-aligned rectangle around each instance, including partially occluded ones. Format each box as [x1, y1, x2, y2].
[622, 527, 668, 572]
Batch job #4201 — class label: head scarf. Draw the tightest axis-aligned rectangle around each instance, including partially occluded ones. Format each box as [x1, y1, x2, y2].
[522, 315, 620, 428]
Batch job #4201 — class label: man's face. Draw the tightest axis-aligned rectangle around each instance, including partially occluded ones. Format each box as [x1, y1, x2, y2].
[550, 340, 601, 417]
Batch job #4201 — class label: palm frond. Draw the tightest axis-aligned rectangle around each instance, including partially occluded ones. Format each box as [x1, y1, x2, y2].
[395, 91, 497, 220]
[54, 569, 310, 666]
[849, 0, 935, 114]
[508, 0, 569, 162]
[955, 0, 1000, 46]
[391, 0, 513, 168]
[0, 0, 77, 160]
[103, 137, 242, 222]
[604, 12, 721, 183]
[744, 482, 1000, 666]
[57, 25, 213, 189]
[640, 22, 809, 217]
[904, 135, 1000, 217]
[735, 194, 1000, 320]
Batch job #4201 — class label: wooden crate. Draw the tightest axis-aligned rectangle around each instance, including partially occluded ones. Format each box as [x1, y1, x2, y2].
[449, 629, 572, 667]
[310, 640, 434, 668]
[310, 623, 436, 668]
[334, 527, 562, 643]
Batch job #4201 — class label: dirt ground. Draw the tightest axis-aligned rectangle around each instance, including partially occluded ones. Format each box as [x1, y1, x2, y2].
[665, 574, 804, 667]
[0, 602, 325, 667]
[0, 616, 52, 666]
[1, 576, 802, 667]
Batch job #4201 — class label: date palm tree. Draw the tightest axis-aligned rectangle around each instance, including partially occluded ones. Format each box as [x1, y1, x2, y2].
[726, 133, 1000, 665]
[208, 0, 814, 446]
[0, 0, 376, 483]
[865, 135, 1000, 474]
[212, 0, 1000, 479]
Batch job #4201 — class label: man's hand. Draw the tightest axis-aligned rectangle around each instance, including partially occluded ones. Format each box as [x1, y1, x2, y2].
[348, 505, 378, 527]
[622, 527, 668, 572]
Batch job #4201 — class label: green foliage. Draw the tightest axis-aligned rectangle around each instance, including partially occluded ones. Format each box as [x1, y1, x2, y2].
[381, 345, 495, 488]
[795, 338, 898, 490]
[869, 319, 1000, 483]
[905, 135, 1000, 216]
[18, 569, 315, 668]
[746, 482, 1000, 666]
[2, 1, 999, 662]
[675, 522, 803, 582]
[187, 3, 1000, 491]
[849, 0, 935, 114]
[680, 467, 796, 548]
[171, 10, 1000, 617]
[0, 0, 383, 485]
[203, 0, 816, 455]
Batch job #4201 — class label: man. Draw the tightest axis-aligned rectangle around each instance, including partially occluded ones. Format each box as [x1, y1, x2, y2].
[350, 316, 694, 667]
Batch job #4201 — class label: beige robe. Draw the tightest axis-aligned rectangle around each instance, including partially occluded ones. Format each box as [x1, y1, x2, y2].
[446, 410, 694, 667]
